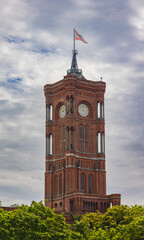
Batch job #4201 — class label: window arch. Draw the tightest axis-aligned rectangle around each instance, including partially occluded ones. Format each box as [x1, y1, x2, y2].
[81, 173, 85, 191]
[79, 124, 83, 152]
[88, 175, 92, 194]
[85, 125, 88, 153]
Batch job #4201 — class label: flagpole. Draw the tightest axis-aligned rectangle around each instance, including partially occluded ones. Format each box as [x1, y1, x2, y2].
[73, 28, 75, 52]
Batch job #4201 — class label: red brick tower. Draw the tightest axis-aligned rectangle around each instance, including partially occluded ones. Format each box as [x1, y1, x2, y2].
[44, 48, 121, 214]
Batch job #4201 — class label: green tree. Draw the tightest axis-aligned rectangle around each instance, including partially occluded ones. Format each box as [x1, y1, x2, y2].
[72, 205, 144, 240]
[0, 201, 82, 240]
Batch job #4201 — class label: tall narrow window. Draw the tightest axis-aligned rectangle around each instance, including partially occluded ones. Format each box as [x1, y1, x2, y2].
[59, 126, 62, 153]
[101, 103, 104, 119]
[63, 125, 66, 153]
[46, 106, 49, 122]
[67, 127, 69, 150]
[70, 96, 75, 114]
[97, 132, 101, 153]
[79, 124, 83, 152]
[49, 104, 53, 120]
[46, 104, 53, 121]
[46, 135, 53, 156]
[102, 133, 105, 153]
[85, 125, 88, 153]
[88, 175, 92, 194]
[81, 173, 85, 191]
[54, 175, 58, 195]
[50, 134, 53, 155]
[59, 174, 62, 194]
[46, 136, 49, 156]
[70, 127, 74, 150]
[97, 102, 101, 118]
[66, 96, 69, 114]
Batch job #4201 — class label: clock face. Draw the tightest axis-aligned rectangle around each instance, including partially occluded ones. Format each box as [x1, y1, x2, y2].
[59, 105, 66, 118]
[78, 104, 89, 117]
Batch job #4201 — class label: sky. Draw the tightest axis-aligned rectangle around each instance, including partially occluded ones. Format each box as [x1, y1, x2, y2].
[0, 0, 144, 207]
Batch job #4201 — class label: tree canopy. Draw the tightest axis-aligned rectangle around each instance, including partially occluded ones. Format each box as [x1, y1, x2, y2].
[72, 205, 144, 240]
[0, 202, 143, 240]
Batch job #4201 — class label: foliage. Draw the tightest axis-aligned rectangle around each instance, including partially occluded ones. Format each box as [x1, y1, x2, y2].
[0, 201, 82, 240]
[0, 203, 144, 240]
[72, 205, 144, 240]
[70, 212, 82, 221]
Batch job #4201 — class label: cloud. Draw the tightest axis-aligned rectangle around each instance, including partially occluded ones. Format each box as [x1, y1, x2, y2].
[0, 0, 143, 207]
[128, 0, 144, 41]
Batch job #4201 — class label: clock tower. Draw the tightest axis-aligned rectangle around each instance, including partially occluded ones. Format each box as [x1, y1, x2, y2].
[44, 49, 121, 214]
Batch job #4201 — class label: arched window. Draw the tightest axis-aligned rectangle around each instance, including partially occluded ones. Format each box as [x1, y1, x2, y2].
[101, 103, 104, 119]
[70, 96, 73, 114]
[59, 174, 62, 194]
[54, 175, 58, 195]
[46, 104, 53, 121]
[97, 102, 104, 119]
[50, 134, 53, 155]
[102, 133, 105, 153]
[85, 125, 88, 153]
[97, 132, 101, 153]
[66, 127, 69, 150]
[97, 132, 105, 154]
[97, 102, 101, 118]
[59, 126, 62, 153]
[88, 175, 92, 194]
[79, 124, 83, 152]
[49, 104, 53, 120]
[81, 173, 85, 191]
[46, 136, 49, 156]
[46, 134, 53, 156]
[63, 125, 66, 153]
[46, 106, 49, 122]
[66, 96, 69, 114]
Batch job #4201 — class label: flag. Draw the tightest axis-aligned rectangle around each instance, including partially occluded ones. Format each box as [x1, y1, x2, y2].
[75, 29, 88, 43]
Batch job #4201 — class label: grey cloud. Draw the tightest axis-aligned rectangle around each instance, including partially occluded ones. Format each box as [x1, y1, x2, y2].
[0, 0, 143, 207]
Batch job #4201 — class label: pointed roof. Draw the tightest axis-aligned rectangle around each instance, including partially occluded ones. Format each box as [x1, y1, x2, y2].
[67, 50, 85, 79]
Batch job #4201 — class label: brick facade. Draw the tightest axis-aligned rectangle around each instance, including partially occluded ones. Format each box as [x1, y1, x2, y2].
[44, 74, 121, 214]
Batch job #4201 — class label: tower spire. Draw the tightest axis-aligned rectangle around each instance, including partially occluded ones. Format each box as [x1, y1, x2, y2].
[67, 28, 82, 76]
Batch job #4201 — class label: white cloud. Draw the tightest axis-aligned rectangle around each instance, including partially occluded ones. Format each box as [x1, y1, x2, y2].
[0, 0, 143, 207]
[128, 0, 144, 40]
